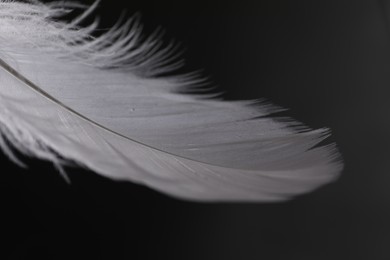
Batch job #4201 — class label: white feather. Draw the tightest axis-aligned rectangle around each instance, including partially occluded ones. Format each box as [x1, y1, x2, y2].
[0, 0, 342, 202]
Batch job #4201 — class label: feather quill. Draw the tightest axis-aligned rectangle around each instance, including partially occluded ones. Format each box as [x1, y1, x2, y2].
[0, 0, 342, 202]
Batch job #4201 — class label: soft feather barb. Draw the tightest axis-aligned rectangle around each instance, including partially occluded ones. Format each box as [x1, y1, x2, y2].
[0, 0, 343, 202]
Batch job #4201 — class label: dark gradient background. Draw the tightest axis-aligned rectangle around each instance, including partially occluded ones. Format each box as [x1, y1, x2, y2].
[1, 0, 390, 259]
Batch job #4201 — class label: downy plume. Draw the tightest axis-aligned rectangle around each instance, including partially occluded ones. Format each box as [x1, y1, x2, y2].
[0, 0, 342, 201]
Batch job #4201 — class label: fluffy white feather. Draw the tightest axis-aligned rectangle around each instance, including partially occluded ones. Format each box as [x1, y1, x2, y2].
[0, 0, 342, 201]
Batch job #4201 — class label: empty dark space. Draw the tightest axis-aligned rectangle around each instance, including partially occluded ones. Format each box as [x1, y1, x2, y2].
[1, 0, 389, 259]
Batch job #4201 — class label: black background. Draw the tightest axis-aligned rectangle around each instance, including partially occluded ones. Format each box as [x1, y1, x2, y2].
[1, 0, 390, 259]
